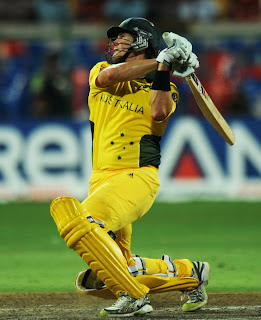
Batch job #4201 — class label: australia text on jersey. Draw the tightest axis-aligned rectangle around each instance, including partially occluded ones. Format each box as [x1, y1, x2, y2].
[100, 93, 144, 114]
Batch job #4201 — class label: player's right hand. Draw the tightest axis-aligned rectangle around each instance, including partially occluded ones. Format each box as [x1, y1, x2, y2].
[156, 48, 172, 67]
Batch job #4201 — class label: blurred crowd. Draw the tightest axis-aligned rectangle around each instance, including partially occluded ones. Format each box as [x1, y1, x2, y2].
[0, 0, 261, 121]
[0, 0, 260, 24]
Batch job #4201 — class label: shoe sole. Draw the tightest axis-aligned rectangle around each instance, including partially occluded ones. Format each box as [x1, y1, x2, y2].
[100, 304, 153, 317]
[183, 299, 207, 312]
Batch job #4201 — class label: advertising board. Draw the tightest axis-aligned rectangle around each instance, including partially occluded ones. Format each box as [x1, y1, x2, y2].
[0, 117, 260, 200]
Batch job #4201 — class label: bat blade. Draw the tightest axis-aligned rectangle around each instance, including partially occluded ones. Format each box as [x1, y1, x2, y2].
[186, 73, 235, 145]
[162, 32, 235, 145]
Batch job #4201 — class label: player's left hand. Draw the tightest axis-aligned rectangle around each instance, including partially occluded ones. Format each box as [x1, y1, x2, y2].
[157, 36, 193, 67]
[156, 45, 186, 67]
[163, 32, 193, 64]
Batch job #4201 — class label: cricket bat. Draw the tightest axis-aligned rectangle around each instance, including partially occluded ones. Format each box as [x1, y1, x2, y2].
[163, 32, 235, 146]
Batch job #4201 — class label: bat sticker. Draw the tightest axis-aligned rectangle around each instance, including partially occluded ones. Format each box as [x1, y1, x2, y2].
[191, 73, 206, 98]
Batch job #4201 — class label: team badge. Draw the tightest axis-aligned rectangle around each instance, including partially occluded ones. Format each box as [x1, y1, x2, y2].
[172, 92, 178, 102]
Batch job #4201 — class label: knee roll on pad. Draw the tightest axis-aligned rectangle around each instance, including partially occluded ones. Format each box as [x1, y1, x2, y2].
[50, 197, 148, 299]
[51, 196, 92, 248]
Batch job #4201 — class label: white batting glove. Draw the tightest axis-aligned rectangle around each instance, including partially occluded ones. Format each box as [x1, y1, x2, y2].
[156, 46, 182, 67]
[187, 52, 199, 69]
[171, 53, 199, 78]
[161, 31, 199, 78]
[172, 63, 195, 78]
[156, 48, 172, 67]
[163, 32, 193, 64]
[157, 38, 193, 67]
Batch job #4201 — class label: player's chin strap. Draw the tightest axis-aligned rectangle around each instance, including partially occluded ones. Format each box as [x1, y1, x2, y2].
[105, 43, 133, 64]
[115, 50, 133, 64]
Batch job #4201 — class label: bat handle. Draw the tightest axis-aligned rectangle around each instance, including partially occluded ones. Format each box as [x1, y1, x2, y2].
[163, 32, 183, 62]
[163, 32, 175, 47]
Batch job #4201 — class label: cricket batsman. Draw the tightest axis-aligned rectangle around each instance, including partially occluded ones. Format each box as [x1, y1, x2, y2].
[50, 17, 210, 317]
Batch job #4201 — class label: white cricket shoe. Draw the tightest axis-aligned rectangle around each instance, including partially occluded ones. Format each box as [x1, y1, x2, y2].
[100, 292, 153, 317]
[182, 261, 210, 312]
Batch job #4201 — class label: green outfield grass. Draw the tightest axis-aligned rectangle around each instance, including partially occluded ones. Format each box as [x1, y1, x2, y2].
[0, 200, 260, 293]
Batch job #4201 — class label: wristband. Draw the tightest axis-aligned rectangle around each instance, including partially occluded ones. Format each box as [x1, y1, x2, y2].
[151, 70, 171, 91]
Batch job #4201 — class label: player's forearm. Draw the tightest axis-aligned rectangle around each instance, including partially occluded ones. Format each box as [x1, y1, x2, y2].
[97, 59, 158, 87]
[150, 90, 173, 121]
[150, 63, 173, 121]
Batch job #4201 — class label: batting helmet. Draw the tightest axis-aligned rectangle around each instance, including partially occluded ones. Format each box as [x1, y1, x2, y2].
[106, 17, 161, 63]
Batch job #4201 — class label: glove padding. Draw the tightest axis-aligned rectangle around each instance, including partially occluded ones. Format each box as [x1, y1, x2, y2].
[156, 36, 193, 67]
[161, 32, 199, 78]
[171, 63, 195, 78]
[167, 33, 193, 64]
[172, 52, 199, 78]
[186, 52, 199, 69]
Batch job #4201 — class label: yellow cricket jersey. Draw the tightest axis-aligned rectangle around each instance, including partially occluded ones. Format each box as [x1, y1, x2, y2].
[88, 61, 179, 170]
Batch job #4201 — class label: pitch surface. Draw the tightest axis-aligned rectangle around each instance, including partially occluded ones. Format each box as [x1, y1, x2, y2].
[1, 292, 260, 319]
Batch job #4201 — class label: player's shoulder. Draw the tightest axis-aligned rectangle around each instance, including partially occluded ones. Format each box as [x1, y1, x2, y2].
[89, 61, 111, 86]
[91, 61, 110, 72]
